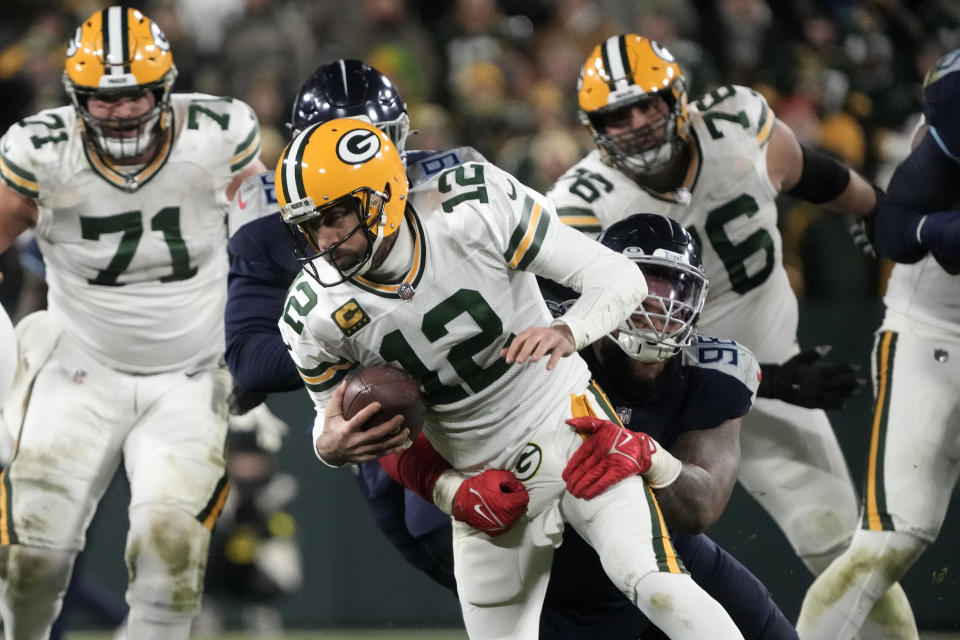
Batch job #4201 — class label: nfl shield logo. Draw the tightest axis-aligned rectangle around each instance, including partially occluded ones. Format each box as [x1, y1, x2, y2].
[616, 406, 632, 425]
[398, 283, 415, 300]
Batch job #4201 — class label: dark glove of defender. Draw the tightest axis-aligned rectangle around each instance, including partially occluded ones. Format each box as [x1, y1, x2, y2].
[228, 383, 268, 416]
[758, 346, 865, 410]
[847, 214, 876, 258]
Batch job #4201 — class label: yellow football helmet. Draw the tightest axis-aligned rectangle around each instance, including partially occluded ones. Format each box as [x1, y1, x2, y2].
[577, 34, 689, 176]
[63, 6, 177, 161]
[276, 118, 409, 287]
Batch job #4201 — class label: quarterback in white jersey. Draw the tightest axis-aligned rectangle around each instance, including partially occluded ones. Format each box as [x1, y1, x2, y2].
[547, 34, 916, 638]
[798, 51, 960, 640]
[0, 7, 265, 640]
[277, 118, 744, 639]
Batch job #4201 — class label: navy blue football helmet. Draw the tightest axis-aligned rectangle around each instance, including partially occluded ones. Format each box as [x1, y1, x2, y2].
[288, 59, 410, 157]
[598, 213, 708, 362]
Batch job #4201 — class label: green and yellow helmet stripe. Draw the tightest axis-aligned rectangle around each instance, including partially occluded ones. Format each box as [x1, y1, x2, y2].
[276, 123, 321, 208]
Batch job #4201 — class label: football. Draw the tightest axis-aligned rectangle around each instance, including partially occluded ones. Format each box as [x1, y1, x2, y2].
[341, 365, 425, 437]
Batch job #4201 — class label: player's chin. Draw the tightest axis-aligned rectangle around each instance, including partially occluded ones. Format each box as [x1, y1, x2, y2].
[326, 253, 362, 272]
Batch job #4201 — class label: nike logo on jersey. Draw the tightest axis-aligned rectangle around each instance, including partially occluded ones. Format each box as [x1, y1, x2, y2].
[469, 488, 505, 531]
[237, 192, 248, 209]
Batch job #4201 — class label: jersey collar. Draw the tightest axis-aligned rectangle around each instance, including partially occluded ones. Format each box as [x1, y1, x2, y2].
[637, 135, 703, 205]
[349, 209, 427, 299]
[82, 126, 174, 193]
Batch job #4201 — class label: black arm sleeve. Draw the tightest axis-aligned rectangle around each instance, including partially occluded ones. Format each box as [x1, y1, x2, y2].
[785, 145, 851, 204]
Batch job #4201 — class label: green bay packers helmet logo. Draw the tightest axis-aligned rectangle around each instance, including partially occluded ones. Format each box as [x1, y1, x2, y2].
[150, 21, 171, 51]
[332, 298, 370, 336]
[513, 443, 543, 481]
[66, 27, 82, 58]
[336, 128, 381, 164]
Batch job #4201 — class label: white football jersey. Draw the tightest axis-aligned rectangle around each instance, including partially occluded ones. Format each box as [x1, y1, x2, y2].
[0, 94, 261, 372]
[280, 162, 606, 471]
[883, 255, 960, 334]
[548, 85, 799, 362]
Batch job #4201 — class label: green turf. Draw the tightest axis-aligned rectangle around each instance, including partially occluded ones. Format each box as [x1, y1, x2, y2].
[67, 630, 468, 640]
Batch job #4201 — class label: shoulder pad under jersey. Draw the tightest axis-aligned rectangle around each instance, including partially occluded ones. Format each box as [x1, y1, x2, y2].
[406, 146, 487, 186]
[682, 335, 761, 397]
[228, 171, 280, 238]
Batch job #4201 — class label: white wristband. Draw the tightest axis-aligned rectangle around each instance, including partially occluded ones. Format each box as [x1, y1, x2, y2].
[644, 446, 683, 489]
[432, 469, 464, 516]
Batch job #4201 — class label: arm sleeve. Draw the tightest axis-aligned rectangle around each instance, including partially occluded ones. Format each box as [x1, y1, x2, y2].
[875, 132, 960, 262]
[225, 254, 302, 393]
[467, 162, 648, 350]
[538, 223, 648, 350]
[378, 433, 452, 503]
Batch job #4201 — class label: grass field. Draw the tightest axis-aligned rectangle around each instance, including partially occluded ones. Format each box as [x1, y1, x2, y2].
[62, 631, 960, 640]
[66, 631, 468, 640]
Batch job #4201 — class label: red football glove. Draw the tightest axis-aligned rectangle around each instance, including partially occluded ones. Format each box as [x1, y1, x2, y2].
[451, 470, 529, 536]
[562, 416, 656, 500]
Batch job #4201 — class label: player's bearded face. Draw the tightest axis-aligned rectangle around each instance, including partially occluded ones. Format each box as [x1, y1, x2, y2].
[300, 200, 372, 271]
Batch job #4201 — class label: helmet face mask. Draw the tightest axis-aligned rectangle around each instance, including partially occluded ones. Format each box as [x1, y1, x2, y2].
[578, 34, 689, 178]
[276, 119, 409, 288]
[63, 6, 176, 163]
[291, 189, 390, 286]
[612, 263, 706, 362]
[288, 59, 410, 160]
[597, 213, 708, 363]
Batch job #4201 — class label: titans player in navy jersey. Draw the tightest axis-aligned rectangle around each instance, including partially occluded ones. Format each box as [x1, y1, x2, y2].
[539, 214, 795, 638]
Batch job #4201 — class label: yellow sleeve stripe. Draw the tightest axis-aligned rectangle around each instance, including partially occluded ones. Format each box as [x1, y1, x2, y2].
[0, 155, 39, 198]
[230, 132, 262, 172]
[299, 361, 353, 385]
[506, 202, 547, 270]
[756, 103, 775, 146]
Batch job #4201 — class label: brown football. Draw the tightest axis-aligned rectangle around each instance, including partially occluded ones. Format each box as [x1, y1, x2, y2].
[341, 365, 425, 437]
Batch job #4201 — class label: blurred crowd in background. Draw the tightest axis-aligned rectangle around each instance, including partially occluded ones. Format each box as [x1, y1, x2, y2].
[2, 0, 959, 301]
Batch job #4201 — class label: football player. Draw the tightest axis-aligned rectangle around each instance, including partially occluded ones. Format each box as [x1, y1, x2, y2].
[385, 213, 798, 639]
[797, 49, 960, 640]
[0, 6, 265, 639]
[546, 34, 914, 637]
[277, 117, 745, 639]
[224, 59, 509, 589]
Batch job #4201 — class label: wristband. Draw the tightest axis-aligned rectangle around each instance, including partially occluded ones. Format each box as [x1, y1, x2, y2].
[432, 469, 463, 516]
[645, 446, 683, 488]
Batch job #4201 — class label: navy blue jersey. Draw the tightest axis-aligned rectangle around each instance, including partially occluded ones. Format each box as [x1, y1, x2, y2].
[874, 131, 960, 264]
[584, 336, 759, 446]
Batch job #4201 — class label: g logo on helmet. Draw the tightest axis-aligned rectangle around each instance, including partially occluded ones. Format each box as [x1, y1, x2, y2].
[336, 128, 382, 165]
[65, 27, 82, 58]
[150, 21, 171, 51]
